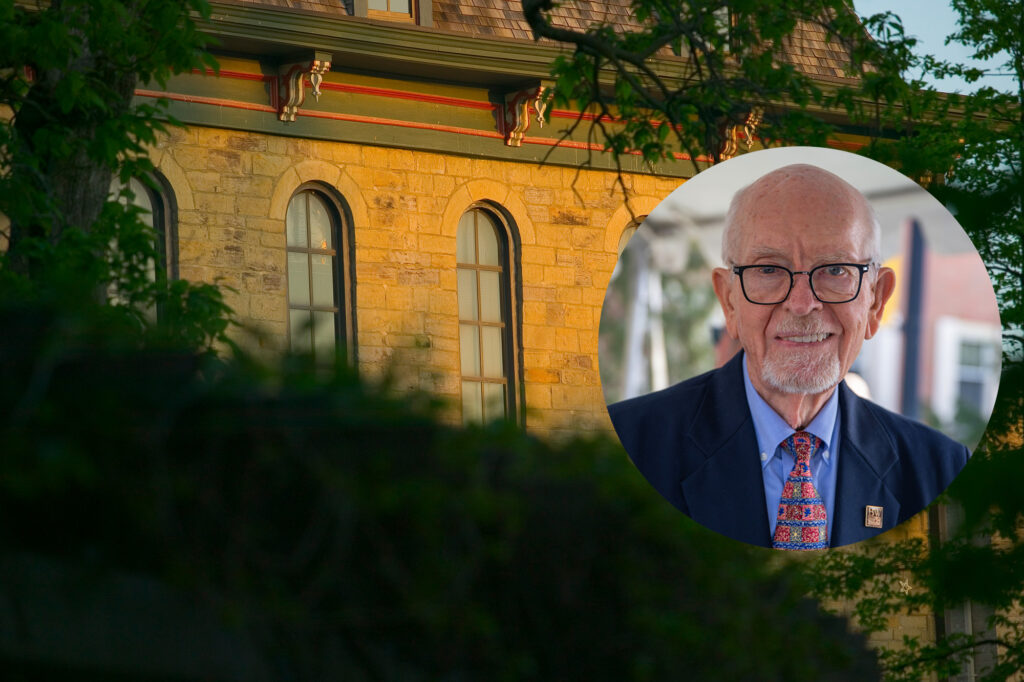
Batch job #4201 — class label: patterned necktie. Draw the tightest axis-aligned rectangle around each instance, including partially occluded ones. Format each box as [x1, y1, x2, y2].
[772, 431, 828, 550]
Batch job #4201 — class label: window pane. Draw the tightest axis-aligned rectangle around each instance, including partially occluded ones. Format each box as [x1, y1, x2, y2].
[313, 311, 336, 358]
[958, 379, 984, 411]
[286, 194, 307, 247]
[456, 212, 476, 264]
[477, 213, 500, 266]
[108, 178, 123, 203]
[129, 178, 154, 227]
[457, 269, 478, 321]
[311, 254, 335, 307]
[457, 207, 514, 425]
[290, 309, 311, 352]
[308, 193, 333, 250]
[482, 326, 504, 377]
[144, 256, 157, 290]
[482, 382, 506, 421]
[617, 225, 637, 256]
[288, 252, 310, 306]
[479, 270, 501, 322]
[960, 342, 983, 367]
[460, 324, 481, 376]
[462, 381, 482, 424]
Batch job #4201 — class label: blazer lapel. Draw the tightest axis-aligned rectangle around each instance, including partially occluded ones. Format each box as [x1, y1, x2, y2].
[679, 353, 771, 547]
[831, 383, 901, 546]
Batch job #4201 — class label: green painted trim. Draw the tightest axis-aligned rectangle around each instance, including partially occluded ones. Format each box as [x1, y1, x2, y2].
[159, 97, 697, 178]
[203, 1, 694, 87]
[183, 3, 887, 178]
[205, 1, 559, 80]
[201, 3, 925, 134]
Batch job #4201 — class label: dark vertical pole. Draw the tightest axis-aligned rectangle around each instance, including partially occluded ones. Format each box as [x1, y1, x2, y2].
[901, 219, 925, 419]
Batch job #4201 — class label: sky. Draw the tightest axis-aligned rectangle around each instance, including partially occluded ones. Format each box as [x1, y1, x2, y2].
[852, 0, 1012, 94]
[637, 3, 1015, 239]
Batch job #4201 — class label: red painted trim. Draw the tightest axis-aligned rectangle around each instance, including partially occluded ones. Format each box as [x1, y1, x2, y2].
[137, 88, 706, 161]
[136, 89, 277, 113]
[177, 69, 854, 158]
[549, 109, 618, 123]
[187, 68, 600, 120]
[319, 81, 496, 111]
[283, 108, 699, 159]
[192, 68, 273, 83]
[299, 108, 506, 139]
[318, 82, 616, 124]
[827, 138, 865, 151]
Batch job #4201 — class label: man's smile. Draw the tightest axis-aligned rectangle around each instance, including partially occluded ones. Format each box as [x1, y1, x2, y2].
[776, 331, 834, 345]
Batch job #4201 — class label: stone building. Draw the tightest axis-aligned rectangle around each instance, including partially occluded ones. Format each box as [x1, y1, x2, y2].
[131, 0, 988, 671]
[139, 0, 872, 438]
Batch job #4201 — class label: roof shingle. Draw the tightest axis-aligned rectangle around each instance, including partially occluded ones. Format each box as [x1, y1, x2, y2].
[231, 0, 860, 82]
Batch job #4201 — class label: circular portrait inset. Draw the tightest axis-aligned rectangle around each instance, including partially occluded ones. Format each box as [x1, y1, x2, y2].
[599, 147, 999, 549]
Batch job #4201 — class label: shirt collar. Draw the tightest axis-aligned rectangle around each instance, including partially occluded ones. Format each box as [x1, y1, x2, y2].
[741, 353, 839, 469]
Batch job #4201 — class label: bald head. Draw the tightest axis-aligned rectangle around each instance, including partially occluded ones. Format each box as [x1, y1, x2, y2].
[722, 164, 880, 265]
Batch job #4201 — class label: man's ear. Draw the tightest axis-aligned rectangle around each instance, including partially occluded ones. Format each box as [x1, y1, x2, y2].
[864, 266, 896, 339]
[711, 267, 739, 339]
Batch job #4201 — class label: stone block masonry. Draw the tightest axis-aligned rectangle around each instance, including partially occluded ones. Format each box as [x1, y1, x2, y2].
[152, 126, 673, 438]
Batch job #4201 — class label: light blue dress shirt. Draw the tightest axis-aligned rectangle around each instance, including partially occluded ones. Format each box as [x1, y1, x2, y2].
[741, 354, 841, 542]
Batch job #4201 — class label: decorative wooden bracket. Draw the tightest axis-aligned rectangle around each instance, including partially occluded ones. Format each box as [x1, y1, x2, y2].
[720, 106, 764, 160]
[502, 80, 554, 146]
[278, 51, 332, 122]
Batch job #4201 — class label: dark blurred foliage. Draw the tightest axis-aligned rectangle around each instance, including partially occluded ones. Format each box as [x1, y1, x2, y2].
[0, 0, 218, 276]
[522, 0, 924, 177]
[802, 1, 1024, 679]
[534, 1, 1023, 677]
[0, 1, 876, 678]
[0, 302, 879, 681]
[0, 0, 230, 353]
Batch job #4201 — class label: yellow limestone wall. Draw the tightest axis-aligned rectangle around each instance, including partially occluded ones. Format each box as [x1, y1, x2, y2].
[150, 123, 945, 658]
[150, 125, 676, 436]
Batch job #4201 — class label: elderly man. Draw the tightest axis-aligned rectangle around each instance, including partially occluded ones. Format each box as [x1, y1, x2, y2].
[608, 164, 969, 549]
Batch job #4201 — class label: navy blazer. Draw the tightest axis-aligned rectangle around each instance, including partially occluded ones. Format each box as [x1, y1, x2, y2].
[608, 352, 970, 548]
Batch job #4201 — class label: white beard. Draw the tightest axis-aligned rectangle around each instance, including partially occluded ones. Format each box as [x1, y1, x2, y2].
[761, 344, 842, 394]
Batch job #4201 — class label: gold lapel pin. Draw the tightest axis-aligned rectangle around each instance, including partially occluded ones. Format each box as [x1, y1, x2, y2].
[865, 505, 883, 528]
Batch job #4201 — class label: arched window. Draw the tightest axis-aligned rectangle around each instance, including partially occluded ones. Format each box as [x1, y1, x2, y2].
[107, 175, 175, 318]
[109, 176, 172, 276]
[456, 207, 518, 424]
[617, 222, 640, 256]
[286, 187, 352, 361]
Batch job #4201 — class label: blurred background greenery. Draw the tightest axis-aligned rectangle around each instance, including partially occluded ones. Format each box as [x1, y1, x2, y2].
[0, 302, 880, 680]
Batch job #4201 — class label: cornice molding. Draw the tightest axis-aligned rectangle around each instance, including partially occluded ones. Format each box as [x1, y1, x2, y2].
[195, 3, 973, 146]
[202, 1, 703, 88]
[203, 1, 562, 83]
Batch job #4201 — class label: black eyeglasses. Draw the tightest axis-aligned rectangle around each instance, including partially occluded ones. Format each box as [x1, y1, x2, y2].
[731, 263, 873, 305]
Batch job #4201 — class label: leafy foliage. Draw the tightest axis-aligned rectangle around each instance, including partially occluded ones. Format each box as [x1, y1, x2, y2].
[804, 2, 1024, 680]
[527, 2, 1023, 679]
[0, 0, 230, 352]
[522, 0, 917, 176]
[0, 303, 881, 680]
